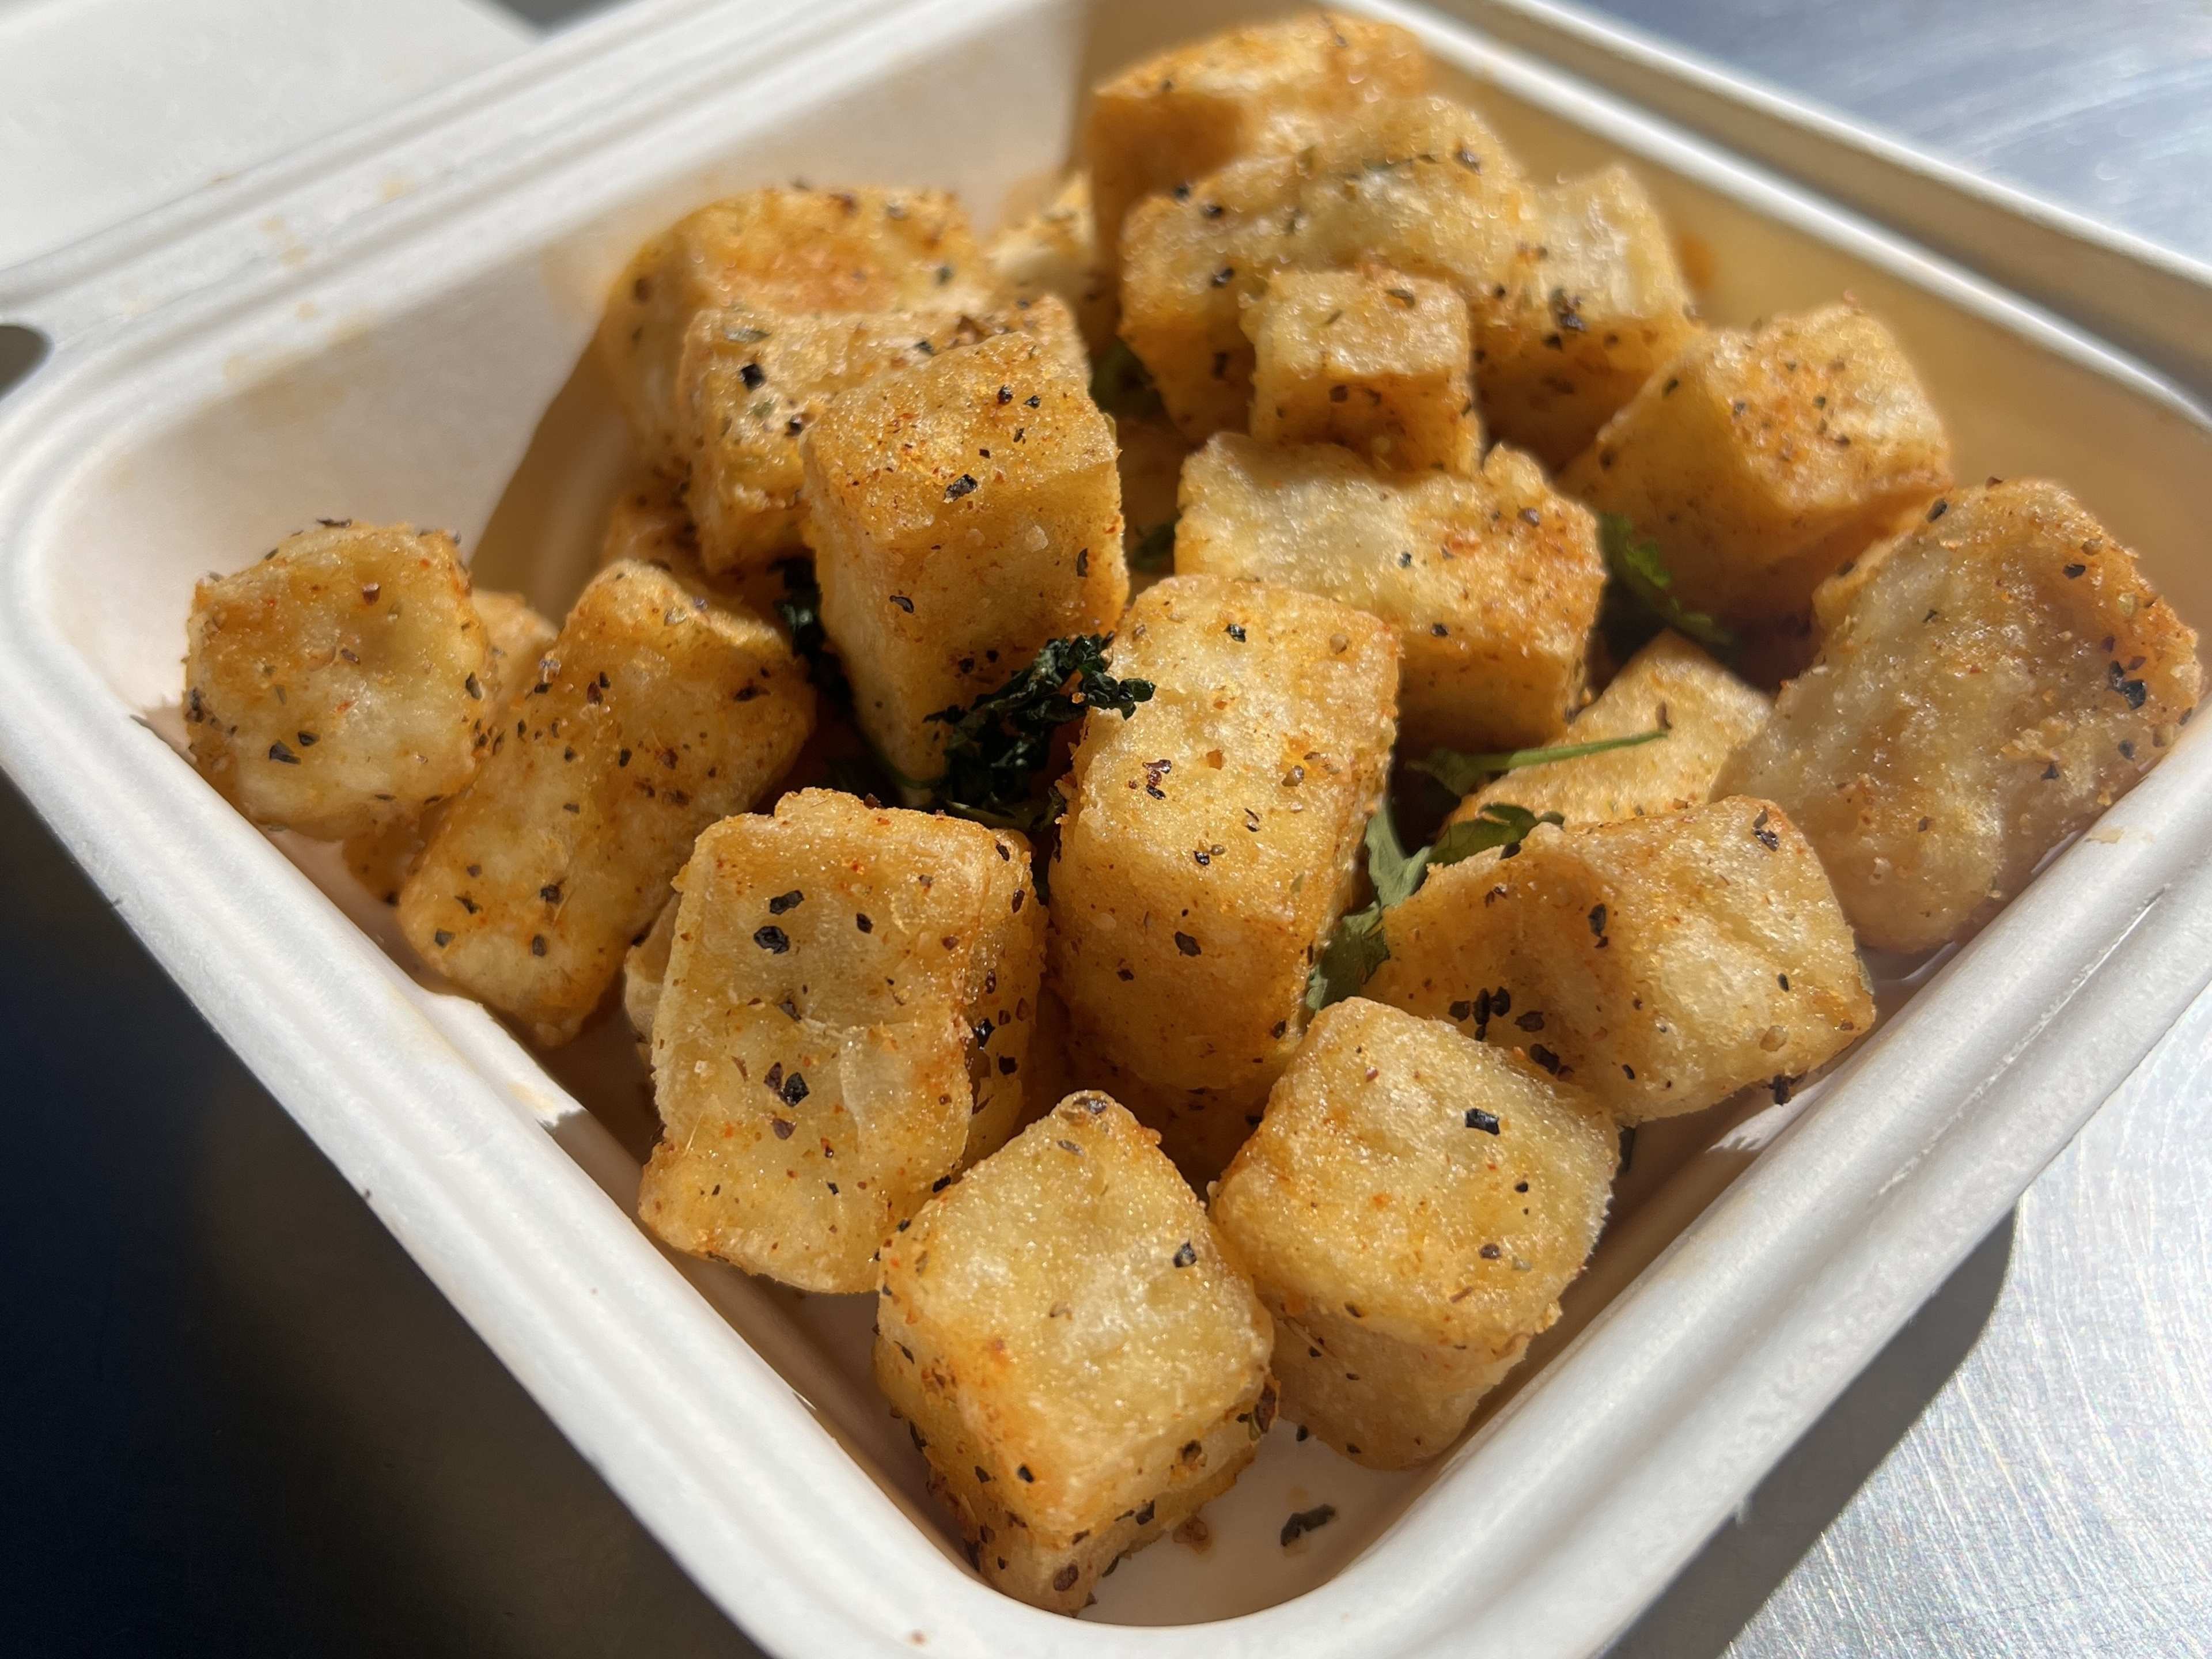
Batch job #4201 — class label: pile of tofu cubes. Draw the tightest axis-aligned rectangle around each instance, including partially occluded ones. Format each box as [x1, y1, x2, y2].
[181, 9, 2198, 1614]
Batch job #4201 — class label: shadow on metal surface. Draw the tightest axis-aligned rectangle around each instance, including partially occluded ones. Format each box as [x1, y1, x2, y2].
[1608, 1211, 2018, 1657]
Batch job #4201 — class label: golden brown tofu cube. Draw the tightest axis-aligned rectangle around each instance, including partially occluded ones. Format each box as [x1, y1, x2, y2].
[1119, 96, 1528, 440]
[1368, 798, 1873, 1122]
[338, 587, 556, 900]
[1715, 481, 2202, 952]
[1559, 304, 1953, 627]
[1212, 999, 1616, 1467]
[622, 893, 677, 1045]
[1176, 435, 1603, 751]
[805, 329, 1128, 782]
[184, 522, 489, 840]
[1244, 267, 1478, 474]
[1477, 165, 1700, 470]
[397, 562, 813, 1045]
[874, 1093, 1274, 1613]
[596, 187, 994, 467]
[1447, 631, 1768, 828]
[984, 175, 1118, 357]
[677, 297, 1087, 577]
[638, 791, 1043, 1291]
[1087, 10, 1427, 268]
[1050, 575, 1399, 1176]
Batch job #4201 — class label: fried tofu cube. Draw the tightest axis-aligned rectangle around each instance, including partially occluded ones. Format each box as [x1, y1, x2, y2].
[805, 329, 1128, 782]
[1715, 481, 2203, 952]
[638, 791, 1043, 1291]
[874, 1093, 1274, 1613]
[984, 175, 1118, 357]
[1244, 267, 1478, 474]
[1087, 10, 1427, 267]
[1559, 304, 1953, 627]
[1119, 96, 1528, 440]
[1477, 165, 1700, 470]
[622, 894, 678, 1044]
[1176, 435, 1603, 751]
[1212, 999, 1616, 1467]
[184, 522, 489, 840]
[677, 297, 1087, 577]
[398, 562, 813, 1045]
[1447, 630, 1768, 828]
[469, 589, 559, 702]
[1368, 798, 1873, 1121]
[1050, 575, 1398, 1176]
[338, 587, 556, 900]
[596, 187, 995, 466]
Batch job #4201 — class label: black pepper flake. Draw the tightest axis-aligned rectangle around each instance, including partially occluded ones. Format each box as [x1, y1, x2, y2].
[1778, 973, 1791, 990]
[1430, 622, 1449, 637]
[2043, 761, 2061, 781]
[1076, 547, 1089, 577]
[945, 474, 979, 501]
[1172, 1241, 1197, 1268]
[889, 593, 915, 613]
[996, 385, 1013, 404]
[1771, 1074, 1796, 1105]
[1211, 266, 1236, 287]
[1480, 1243, 1502, 1260]
[530, 935, 547, 957]
[997, 1055, 1017, 1075]
[618, 748, 632, 767]
[1752, 809, 1781, 851]
[1280, 1505, 1336, 1547]
[539, 883, 562, 904]
[754, 925, 791, 953]
[1464, 1107, 1501, 1134]
[1052, 1565, 1079, 1593]
[1588, 903, 1607, 937]
[1529, 1045, 1561, 1074]
[2063, 562, 2087, 579]
[1025, 394, 1040, 408]
[2120, 739, 2136, 759]
[266, 740, 300, 764]
[855, 913, 873, 933]
[738, 361, 765, 389]
[771, 1118, 794, 1140]
[768, 889, 805, 915]
[2109, 661, 2148, 709]
[1017, 1465, 1036, 1483]
[1174, 931, 1202, 957]
[781, 1070, 809, 1106]
[1226, 622, 1247, 642]
[432, 930, 453, 948]
[1926, 499, 1949, 521]
[1516, 1010, 1544, 1032]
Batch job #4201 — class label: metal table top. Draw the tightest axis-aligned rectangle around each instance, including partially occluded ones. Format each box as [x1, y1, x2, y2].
[2, 2, 2207, 1654]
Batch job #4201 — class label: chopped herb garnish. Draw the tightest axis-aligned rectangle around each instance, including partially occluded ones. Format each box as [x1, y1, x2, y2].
[772, 558, 851, 706]
[1598, 512, 1735, 657]
[1410, 729, 1666, 797]
[1307, 800, 1562, 1009]
[924, 634, 1153, 832]
[1089, 338, 1164, 419]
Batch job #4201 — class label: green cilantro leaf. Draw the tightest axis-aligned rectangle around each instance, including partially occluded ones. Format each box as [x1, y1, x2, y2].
[1598, 512, 1734, 657]
[1410, 729, 1667, 798]
[1306, 800, 1563, 1009]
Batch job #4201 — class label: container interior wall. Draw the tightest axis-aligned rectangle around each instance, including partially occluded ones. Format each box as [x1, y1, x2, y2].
[18, 0, 2212, 1628]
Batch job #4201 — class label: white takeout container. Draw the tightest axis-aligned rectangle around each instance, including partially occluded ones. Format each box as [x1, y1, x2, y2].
[3, 2, 2209, 1654]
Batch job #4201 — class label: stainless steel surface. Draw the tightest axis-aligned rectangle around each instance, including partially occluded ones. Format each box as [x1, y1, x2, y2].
[1, 2, 2207, 1655]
